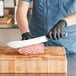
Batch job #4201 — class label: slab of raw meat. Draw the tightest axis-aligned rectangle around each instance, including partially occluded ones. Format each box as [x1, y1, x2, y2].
[18, 44, 44, 55]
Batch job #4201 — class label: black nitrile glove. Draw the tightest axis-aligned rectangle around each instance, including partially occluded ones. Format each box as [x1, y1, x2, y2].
[21, 32, 33, 40]
[47, 20, 67, 40]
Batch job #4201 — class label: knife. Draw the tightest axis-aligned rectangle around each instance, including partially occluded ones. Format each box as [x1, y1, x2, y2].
[7, 35, 49, 48]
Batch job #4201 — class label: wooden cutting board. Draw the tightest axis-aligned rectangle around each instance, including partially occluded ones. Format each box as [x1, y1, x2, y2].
[0, 46, 67, 73]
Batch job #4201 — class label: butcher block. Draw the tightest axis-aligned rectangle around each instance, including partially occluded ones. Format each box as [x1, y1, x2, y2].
[0, 46, 67, 73]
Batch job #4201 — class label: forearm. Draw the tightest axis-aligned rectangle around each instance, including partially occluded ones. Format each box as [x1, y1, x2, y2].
[63, 12, 76, 26]
[16, 10, 29, 34]
[16, 1, 30, 34]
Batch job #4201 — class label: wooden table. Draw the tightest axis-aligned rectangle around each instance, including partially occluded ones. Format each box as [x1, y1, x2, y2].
[0, 46, 67, 74]
[0, 73, 66, 76]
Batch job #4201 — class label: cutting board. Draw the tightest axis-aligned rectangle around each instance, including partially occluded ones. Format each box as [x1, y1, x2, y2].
[0, 46, 67, 73]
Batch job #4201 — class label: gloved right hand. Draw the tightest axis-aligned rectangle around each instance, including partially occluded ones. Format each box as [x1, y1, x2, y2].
[21, 32, 33, 40]
[47, 20, 67, 40]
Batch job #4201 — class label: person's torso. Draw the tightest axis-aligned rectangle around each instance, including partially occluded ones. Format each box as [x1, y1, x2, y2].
[29, 0, 76, 37]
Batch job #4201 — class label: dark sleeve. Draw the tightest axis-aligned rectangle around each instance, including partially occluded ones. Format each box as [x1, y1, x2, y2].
[22, 0, 32, 2]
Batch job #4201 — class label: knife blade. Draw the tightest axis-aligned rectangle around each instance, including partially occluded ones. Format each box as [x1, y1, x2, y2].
[7, 35, 48, 48]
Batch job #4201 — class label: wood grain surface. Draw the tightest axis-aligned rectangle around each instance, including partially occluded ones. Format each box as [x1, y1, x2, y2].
[0, 46, 67, 73]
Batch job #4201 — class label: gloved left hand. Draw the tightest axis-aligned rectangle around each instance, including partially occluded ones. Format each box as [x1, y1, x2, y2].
[47, 20, 67, 40]
[21, 32, 33, 40]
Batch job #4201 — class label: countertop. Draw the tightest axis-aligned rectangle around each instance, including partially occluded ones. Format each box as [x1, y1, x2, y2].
[0, 55, 75, 76]
[0, 46, 75, 76]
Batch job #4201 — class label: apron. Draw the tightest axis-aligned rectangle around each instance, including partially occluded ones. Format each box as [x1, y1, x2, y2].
[23, 0, 76, 54]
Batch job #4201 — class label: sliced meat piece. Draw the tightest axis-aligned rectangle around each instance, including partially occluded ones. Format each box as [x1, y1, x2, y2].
[18, 44, 44, 55]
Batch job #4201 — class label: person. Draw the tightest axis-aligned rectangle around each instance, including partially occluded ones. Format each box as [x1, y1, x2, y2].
[16, 0, 76, 54]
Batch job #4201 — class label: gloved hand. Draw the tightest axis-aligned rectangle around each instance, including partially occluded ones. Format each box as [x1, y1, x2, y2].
[47, 20, 67, 40]
[21, 32, 33, 40]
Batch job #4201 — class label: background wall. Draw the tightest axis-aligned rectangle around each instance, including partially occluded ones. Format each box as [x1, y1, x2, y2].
[0, 29, 21, 46]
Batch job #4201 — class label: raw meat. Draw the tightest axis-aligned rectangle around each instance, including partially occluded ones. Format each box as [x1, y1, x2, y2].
[18, 44, 44, 55]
